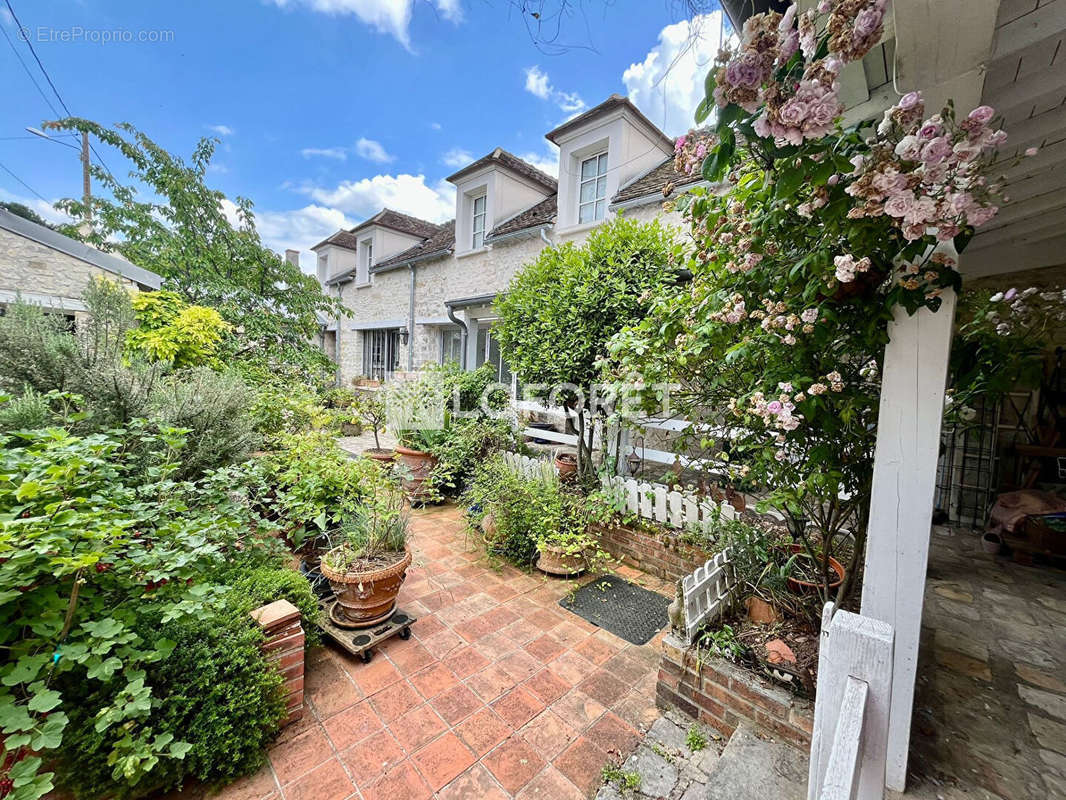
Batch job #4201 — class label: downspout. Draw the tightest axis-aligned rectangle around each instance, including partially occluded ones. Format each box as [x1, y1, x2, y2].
[407, 264, 416, 371]
[539, 227, 552, 246]
[445, 302, 468, 370]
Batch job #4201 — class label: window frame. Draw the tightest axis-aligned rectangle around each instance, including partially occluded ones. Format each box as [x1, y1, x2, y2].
[362, 328, 399, 379]
[471, 194, 487, 250]
[577, 151, 608, 224]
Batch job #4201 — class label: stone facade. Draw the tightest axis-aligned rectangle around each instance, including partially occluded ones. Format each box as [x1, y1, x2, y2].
[329, 201, 685, 387]
[0, 225, 140, 319]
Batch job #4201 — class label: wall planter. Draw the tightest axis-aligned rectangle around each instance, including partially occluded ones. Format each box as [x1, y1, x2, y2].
[394, 446, 438, 503]
[536, 545, 586, 577]
[783, 543, 845, 595]
[320, 547, 413, 628]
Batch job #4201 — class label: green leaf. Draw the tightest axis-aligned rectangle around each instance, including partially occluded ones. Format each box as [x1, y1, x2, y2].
[27, 686, 61, 713]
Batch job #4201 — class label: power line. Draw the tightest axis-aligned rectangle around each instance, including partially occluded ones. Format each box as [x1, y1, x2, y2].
[0, 159, 50, 203]
[4, 0, 117, 183]
[3, 0, 72, 117]
[0, 15, 60, 118]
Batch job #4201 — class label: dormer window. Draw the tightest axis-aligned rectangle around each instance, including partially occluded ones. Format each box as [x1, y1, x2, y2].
[578, 152, 608, 224]
[471, 195, 486, 249]
[317, 252, 328, 283]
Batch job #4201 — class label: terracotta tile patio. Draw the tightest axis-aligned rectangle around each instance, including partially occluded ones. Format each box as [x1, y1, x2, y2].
[191, 504, 672, 799]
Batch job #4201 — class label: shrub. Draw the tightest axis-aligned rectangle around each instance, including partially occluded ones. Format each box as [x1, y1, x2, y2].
[148, 367, 260, 478]
[126, 291, 229, 369]
[248, 382, 321, 446]
[0, 389, 51, 432]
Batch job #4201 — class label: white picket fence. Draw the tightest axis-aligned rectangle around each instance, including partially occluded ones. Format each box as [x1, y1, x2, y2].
[681, 550, 736, 642]
[808, 603, 894, 800]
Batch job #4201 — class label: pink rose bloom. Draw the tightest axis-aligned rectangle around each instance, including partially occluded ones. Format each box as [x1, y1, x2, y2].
[967, 205, 998, 227]
[905, 196, 937, 224]
[899, 91, 921, 111]
[918, 121, 941, 139]
[1025, 146, 1039, 157]
[884, 192, 913, 218]
[902, 222, 927, 241]
[767, 400, 783, 414]
[853, 7, 884, 38]
[674, 135, 686, 153]
[726, 51, 766, 89]
[968, 105, 995, 125]
[935, 224, 960, 241]
[827, 173, 840, 186]
[779, 3, 797, 31]
[920, 136, 954, 165]
[779, 29, 799, 61]
[895, 135, 922, 160]
[953, 141, 981, 162]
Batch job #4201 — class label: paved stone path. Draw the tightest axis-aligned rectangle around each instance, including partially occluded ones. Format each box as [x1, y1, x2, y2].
[172, 504, 673, 800]
[911, 525, 1066, 799]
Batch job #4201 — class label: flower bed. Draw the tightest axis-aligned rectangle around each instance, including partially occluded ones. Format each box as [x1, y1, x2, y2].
[657, 633, 814, 750]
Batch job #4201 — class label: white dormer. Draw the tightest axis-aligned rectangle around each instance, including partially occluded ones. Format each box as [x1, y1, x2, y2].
[546, 95, 674, 234]
[446, 149, 557, 255]
[313, 209, 443, 289]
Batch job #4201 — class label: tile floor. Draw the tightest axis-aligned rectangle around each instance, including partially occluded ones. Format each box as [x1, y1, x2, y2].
[184, 504, 672, 800]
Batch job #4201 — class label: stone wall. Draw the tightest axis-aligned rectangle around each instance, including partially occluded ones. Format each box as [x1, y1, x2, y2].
[0, 227, 138, 310]
[657, 633, 813, 750]
[594, 523, 714, 584]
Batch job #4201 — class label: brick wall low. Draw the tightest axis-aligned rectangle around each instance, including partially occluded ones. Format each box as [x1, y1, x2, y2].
[593, 523, 714, 584]
[251, 599, 305, 727]
[656, 633, 813, 750]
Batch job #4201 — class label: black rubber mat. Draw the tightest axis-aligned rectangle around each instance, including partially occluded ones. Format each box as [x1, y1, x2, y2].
[560, 575, 670, 645]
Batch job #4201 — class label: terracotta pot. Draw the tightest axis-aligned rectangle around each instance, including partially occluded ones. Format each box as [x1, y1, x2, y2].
[394, 446, 439, 502]
[364, 448, 395, 466]
[481, 512, 497, 539]
[784, 543, 845, 594]
[746, 595, 782, 624]
[555, 452, 578, 481]
[320, 547, 413, 627]
[536, 545, 585, 577]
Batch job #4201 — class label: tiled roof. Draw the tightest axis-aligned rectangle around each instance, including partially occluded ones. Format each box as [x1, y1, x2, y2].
[311, 230, 360, 251]
[611, 156, 703, 205]
[352, 208, 443, 240]
[371, 220, 456, 273]
[545, 94, 674, 154]
[487, 195, 557, 240]
[446, 148, 558, 194]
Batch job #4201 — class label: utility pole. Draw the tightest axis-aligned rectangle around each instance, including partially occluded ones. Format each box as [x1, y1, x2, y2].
[26, 121, 92, 225]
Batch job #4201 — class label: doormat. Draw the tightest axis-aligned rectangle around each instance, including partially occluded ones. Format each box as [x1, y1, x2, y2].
[560, 576, 670, 645]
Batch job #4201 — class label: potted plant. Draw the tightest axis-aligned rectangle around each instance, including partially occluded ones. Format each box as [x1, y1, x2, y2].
[339, 404, 364, 437]
[352, 389, 394, 464]
[535, 486, 610, 577]
[319, 481, 412, 627]
[395, 428, 444, 503]
[782, 543, 846, 595]
[554, 451, 578, 481]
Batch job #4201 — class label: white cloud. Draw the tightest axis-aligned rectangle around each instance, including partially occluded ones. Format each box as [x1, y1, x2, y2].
[208, 124, 234, 136]
[622, 12, 726, 137]
[517, 146, 559, 179]
[302, 173, 454, 224]
[355, 137, 394, 163]
[301, 146, 348, 160]
[430, 122, 442, 131]
[269, 0, 462, 49]
[0, 189, 71, 227]
[255, 204, 356, 272]
[524, 66, 586, 113]
[441, 148, 474, 169]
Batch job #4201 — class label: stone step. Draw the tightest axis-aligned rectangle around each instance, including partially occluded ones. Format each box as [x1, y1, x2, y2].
[700, 723, 809, 800]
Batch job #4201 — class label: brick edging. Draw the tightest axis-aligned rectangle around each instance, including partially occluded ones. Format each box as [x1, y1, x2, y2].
[251, 599, 306, 727]
[656, 632, 813, 750]
[592, 522, 714, 583]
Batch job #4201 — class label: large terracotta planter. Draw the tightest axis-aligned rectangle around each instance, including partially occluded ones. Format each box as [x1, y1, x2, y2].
[320, 547, 413, 628]
[536, 545, 585, 577]
[395, 446, 438, 503]
[783, 543, 845, 594]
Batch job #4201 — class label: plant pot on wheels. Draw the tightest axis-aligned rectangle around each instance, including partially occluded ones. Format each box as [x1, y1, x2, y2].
[555, 452, 578, 481]
[394, 446, 439, 503]
[536, 545, 586, 577]
[320, 547, 413, 628]
[783, 542, 845, 594]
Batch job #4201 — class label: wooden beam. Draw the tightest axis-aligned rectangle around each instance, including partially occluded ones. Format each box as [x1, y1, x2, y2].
[982, 185, 1066, 231]
[1003, 103, 1066, 153]
[987, 58, 1066, 118]
[1001, 137, 1066, 181]
[970, 213, 1066, 251]
[962, 233, 1066, 277]
[862, 285, 957, 793]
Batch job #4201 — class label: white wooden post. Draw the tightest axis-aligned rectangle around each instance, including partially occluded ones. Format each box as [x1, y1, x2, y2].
[808, 604, 894, 800]
[860, 287, 956, 792]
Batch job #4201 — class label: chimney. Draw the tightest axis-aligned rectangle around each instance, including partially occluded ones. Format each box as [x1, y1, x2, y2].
[285, 249, 300, 267]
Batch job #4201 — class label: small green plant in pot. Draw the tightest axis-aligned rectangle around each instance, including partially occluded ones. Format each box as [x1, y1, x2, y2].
[351, 388, 394, 464]
[319, 479, 412, 628]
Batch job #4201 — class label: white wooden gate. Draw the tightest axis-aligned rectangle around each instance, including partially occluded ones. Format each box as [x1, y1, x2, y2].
[680, 550, 735, 642]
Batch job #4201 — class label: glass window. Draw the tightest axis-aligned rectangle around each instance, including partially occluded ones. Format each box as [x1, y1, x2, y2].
[440, 328, 463, 365]
[578, 152, 608, 224]
[357, 238, 373, 284]
[362, 329, 399, 379]
[472, 194, 486, 249]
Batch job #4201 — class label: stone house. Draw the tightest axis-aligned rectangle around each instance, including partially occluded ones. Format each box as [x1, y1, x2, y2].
[311, 95, 703, 385]
[0, 208, 161, 322]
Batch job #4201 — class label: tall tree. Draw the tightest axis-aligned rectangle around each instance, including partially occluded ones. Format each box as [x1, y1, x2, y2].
[48, 118, 345, 384]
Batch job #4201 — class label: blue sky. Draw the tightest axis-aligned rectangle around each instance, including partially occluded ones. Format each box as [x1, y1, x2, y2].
[0, 0, 726, 271]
